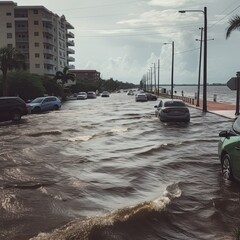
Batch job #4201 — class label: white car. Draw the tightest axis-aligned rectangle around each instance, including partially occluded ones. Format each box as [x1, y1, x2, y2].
[135, 93, 148, 102]
[77, 92, 87, 100]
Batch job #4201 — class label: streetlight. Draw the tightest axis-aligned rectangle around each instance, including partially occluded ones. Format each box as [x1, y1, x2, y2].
[163, 41, 174, 99]
[152, 62, 157, 94]
[179, 7, 208, 112]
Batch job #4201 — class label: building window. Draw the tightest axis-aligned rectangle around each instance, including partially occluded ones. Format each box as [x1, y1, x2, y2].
[35, 53, 40, 58]
[6, 23, 12, 28]
[33, 10, 38, 14]
[34, 32, 39, 36]
[6, 12, 11, 16]
[34, 42, 39, 47]
[7, 44, 12, 49]
[35, 64, 40, 68]
[34, 20, 39, 25]
[7, 33, 12, 39]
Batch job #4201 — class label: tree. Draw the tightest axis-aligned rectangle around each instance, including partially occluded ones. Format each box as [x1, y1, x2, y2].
[54, 66, 75, 85]
[0, 46, 26, 96]
[226, 15, 240, 39]
[7, 72, 45, 100]
[54, 66, 75, 100]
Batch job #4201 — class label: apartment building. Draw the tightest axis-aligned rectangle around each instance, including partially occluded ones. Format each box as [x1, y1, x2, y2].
[0, 1, 75, 76]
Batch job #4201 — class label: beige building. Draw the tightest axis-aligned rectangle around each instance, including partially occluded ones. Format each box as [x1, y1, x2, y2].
[0, 1, 75, 76]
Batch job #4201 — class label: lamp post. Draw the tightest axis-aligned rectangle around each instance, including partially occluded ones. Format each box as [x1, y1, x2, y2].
[157, 59, 160, 95]
[163, 41, 174, 99]
[196, 27, 203, 107]
[179, 7, 207, 112]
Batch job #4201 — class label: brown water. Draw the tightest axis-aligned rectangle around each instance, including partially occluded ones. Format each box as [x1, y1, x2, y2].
[0, 92, 239, 240]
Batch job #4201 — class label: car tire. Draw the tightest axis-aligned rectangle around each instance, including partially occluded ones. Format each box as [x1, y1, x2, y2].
[221, 154, 233, 180]
[53, 105, 59, 110]
[32, 107, 41, 114]
[11, 110, 21, 122]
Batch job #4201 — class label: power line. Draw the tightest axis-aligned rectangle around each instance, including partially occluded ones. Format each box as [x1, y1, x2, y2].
[209, 3, 240, 28]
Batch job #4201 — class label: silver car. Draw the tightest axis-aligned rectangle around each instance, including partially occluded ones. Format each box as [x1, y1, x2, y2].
[154, 99, 190, 122]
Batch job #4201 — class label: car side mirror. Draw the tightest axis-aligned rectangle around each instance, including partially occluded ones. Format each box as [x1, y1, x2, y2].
[219, 130, 236, 138]
[154, 105, 157, 108]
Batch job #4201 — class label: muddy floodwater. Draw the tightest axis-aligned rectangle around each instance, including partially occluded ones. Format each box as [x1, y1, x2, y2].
[0, 92, 239, 240]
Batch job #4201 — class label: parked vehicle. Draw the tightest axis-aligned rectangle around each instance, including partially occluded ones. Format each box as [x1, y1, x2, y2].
[87, 91, 97, 99]
[101, 91, 110, 97]
[218, 116, 240, 182]
[77, 92, 87, 100]
[27, 96, 61, 113]
[135, 93, 148, 102]
[0, 96, 28, 122]
[154, 99, 190, 122]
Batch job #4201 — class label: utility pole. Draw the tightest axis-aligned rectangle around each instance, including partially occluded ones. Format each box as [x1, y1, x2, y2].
[157, 59, 160, 95]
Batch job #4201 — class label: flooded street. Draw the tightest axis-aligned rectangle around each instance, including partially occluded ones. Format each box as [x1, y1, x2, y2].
[0, 92, 239, 240]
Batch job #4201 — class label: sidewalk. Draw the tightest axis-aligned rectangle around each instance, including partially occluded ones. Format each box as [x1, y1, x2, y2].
[189, 99, 237, 119]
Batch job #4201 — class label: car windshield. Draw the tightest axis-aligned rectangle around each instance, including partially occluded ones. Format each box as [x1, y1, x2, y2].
[233, 116, 240, 134]
[79, 92, 86, 95]
[164, 101, 185, 107]
[31, 98, 44, 103]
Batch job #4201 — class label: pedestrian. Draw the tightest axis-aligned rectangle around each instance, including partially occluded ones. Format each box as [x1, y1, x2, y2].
[181, 90, 184, 97]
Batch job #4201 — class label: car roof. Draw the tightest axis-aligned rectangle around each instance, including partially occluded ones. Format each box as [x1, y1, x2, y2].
[0, 96, 21, 99]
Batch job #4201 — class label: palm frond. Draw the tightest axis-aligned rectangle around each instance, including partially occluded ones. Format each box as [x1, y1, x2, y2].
[226, 15, 240, 39]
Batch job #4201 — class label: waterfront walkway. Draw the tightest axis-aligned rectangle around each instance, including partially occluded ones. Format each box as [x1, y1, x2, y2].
[189, 99, 236, 119]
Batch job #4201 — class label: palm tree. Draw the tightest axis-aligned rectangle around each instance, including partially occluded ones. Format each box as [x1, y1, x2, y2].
[54, 66, 75, 100]
[226, 15, 240, 39]
[54, 66, 75, 85]
[0, 46, 26, 96]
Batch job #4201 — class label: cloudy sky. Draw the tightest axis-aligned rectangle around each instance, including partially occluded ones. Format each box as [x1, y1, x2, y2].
[15, 0, 240, 85]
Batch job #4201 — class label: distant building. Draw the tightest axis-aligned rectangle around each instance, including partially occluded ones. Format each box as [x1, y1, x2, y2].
[70, 70, 101, 81]
[0, 1, 75, 77]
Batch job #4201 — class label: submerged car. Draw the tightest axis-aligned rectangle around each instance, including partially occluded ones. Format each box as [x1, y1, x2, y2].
[87, 91, 97, 99]
[218, 116, 240, 182]
[146, 93, 158, 101]
[0, 96, 28, 122]
[135, 93, 148, 102]
[154, 99, 190, 122]
[101, 91, 110, 97]
[77, 92, 87, 100]
[27, 96, 61, 113]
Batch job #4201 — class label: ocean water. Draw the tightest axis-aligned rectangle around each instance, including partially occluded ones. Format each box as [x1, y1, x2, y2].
[0, 88, 239, 240]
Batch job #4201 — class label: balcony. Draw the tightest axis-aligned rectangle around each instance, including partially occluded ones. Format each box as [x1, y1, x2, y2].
[68, 64, 75, 69]
[67, 48, 75, 54]
[67, 40, 75, 46]
[43, 37, 53, 45]
[44, 48, 54, 55]
[67, 56, 75, 62]
[15, 27, 28, 32]
[16, 38, 29, 43]
[44, 69, 55, 76]
[67, 31, 74, 38]
[43, 27, 53, 35]
[44, 59, 54, 65]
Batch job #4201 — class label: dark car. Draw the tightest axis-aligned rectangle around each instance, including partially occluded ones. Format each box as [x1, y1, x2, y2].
[154, 99, 190, 122]
[0, 96, 28, 122]
[146, 93, 158, 101]
[218, 116, 240, 182]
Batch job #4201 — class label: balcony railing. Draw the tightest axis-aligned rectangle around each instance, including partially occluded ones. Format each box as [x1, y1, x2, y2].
[67, 48, 75, 54]
[67, 31, 74, 38]
[67, 56, 75, 62]
[67, 40, 75, 46]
